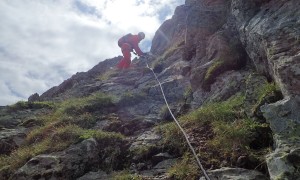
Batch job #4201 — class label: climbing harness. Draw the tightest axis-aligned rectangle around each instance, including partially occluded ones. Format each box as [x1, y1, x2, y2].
[141, 55, 211, 180]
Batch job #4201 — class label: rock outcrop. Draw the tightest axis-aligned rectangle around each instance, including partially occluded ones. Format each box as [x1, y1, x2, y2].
[1, 0, 299, 179]
[232, 0, 300, 97]
[199, 167, 268, 180]
[12, 138, 124, 179]
[261, 96, 300, 179]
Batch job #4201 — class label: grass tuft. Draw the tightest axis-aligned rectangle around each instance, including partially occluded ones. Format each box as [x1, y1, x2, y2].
[58, 92, 113, 115]
[167, 153, 199, 179]
[8, 101, 55, 112]
[79, 129, 124, 142]
[118, 92, 146, 106]
[156, 94, 271, 170]
[156, 122, 187, 155]
[112, 170, 143, 180]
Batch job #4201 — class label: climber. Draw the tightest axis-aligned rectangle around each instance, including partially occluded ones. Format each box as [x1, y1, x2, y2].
[117, 32, 146, 69]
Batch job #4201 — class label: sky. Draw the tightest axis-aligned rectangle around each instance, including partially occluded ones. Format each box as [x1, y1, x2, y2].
[0, 0, 184, 106]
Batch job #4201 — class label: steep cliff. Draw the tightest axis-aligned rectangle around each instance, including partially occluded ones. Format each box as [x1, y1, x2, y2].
[0, 0, 299, 179]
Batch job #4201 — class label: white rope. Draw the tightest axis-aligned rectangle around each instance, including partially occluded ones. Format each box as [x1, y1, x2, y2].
[143, 57, 210, 180]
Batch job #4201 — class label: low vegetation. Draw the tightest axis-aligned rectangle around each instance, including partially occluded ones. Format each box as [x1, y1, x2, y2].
[167, 153, 199, 179]
[157, 93, 272, 173]
[152, 40, 184, 73]
[8, 101, 55, 112]
[251, 82, 282, 116]
[57, 92, 113, 115]
[156, 122, 187, 155]
[0, 92, 122, 174]
[112, 171, 143, 180]
[1, 72, 278, 179]
[97, 69, 119, 81]
[204, 60, 224, 83]
[118, 91, 146, 106]
[0, 123, 124, 172]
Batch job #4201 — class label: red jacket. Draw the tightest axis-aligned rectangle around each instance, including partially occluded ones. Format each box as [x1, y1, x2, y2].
[118, 34, 143, 56]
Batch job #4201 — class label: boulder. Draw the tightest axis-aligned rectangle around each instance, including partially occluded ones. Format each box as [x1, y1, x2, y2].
[0, 128, 26, 155]
[261, 96, 300, 179]
[12, 138, 101, 179]
[28, 93, 40, 102]
[139, 158, 178, 179]
[77, 170, 109, 180]
[199, 167, 268, 180]
[130, 130, 162, 153]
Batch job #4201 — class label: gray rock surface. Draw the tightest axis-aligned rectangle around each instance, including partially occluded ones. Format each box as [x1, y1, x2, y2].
[261, 96, 300, 179]
[232, 0, 300, 97]
[28, 93, 40, 102]
[2, 0, 299, 179]
[77, 170, 109, 180]
[199, 167, 268, 180]
[139, 158, 178, 179]
[0, 128, 26, 155]
[12, 138, 101, 179]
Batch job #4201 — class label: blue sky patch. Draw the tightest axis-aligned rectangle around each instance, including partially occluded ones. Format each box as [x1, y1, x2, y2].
[73, 0, 100, 17]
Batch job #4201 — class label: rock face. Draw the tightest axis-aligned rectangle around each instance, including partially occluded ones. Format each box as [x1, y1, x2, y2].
[0, 128, 26, 155]
[1, 0, 300, 179]
[28, 93, 40, 102]
[231, 0, 300, 178]
[150, 5, 187, 55]
[261, 96, 300, 179]
[232, 0, 300, 97]
[39, 56, 121, 101]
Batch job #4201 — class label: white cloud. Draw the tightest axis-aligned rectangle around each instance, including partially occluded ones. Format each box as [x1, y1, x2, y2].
[0, 0, 184, 105]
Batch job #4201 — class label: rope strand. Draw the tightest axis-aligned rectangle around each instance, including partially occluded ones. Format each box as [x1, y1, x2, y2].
[144, 58, 210, 180]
